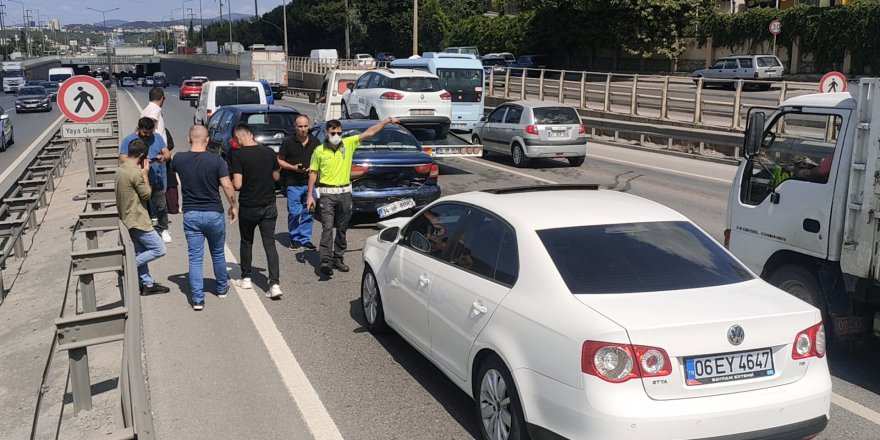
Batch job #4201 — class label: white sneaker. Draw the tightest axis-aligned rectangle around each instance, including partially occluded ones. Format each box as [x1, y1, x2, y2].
[267, 284, 283, 299]
[161, 230, 172, 243]
[240, 278, 253, 289]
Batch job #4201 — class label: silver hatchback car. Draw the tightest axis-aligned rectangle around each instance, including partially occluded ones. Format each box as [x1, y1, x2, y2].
[472, 101, 587, 167]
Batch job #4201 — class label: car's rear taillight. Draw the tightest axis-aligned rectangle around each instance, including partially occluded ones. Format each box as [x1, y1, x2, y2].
[380, 92, 404, 100]
[350, 164, 369, 179]
[525, 125, 538, 135]
[792, 323, 826, 360]
[578, 124, 586, 134]
[723, 229, 731, 248]
[582, 341, 671, 383]
[230, 138, 240, 150]
[440, 91, 451, 101]
[429, 164, 439, 179]
[414, 164, 431, 174]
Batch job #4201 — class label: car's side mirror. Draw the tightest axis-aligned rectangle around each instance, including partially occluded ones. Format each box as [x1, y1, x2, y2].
[480, 116, 487, 122]
[308, 92, 316, 103]
[346, 83, 354, 92]
[744, 111, 766, 158]
[409, 231, 430, 253]
[189, 100, 198, 108]
[378, 226, 400, 243]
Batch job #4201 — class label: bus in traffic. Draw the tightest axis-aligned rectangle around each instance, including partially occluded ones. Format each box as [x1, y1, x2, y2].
[391, 53, 484, 131]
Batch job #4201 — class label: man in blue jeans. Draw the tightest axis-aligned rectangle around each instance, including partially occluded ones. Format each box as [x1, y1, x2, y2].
[114, 139, 170, 294]
[171, 125, 238, 311]
[277, 114, 319, 250]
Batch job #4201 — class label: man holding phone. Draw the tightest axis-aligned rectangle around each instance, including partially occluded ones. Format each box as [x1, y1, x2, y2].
[277, 114, 320, 251]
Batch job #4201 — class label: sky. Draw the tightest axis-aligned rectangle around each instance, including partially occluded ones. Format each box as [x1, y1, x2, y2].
[0, 0, 287, 26]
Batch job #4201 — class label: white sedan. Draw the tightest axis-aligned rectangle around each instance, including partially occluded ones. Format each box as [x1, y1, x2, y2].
[361, 185, 831, 440]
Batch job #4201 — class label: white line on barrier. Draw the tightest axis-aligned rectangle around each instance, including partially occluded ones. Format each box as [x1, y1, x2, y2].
[0, 112, 65, 187]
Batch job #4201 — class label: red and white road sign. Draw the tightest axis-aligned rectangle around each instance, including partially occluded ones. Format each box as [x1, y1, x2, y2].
[769, 20, 782, 35]
[819, 71, 847, 94]
[58, 75, 109, 123]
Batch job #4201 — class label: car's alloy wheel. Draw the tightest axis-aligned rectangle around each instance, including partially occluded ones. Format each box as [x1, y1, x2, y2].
[476, 356, 528, 440]
[473, 135, 487, 157]
[361, 267, 388, 333]
[511, 144, 528, 168]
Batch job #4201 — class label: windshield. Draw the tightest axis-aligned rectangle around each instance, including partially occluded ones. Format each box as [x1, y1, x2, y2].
[437, 68, 483, 102]
[215, 85, 262, 106]
[243, 112, 298, 131]
[539, 221, 753, 294]
[3, 70, 23, 78]
[338, 128, 421, 151]
[391, 77, 442, 93]
[482, 59, 507, 66]
[18, 87, 45, 95]
[533, 106, 580, 124]
[49, 74, 72, 82]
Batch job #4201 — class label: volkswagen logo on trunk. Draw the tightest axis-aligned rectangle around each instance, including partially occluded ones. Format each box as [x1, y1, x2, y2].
[727, 325, 745, 346]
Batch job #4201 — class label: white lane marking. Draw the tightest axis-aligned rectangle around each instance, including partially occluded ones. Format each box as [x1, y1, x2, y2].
[122, 88, 343, 440]
[458, 157, 559, 184]
[585, 151, 733, 184]
[832, 393, 880, 426]
[0, 112, 65, 184]
[224, 244, 345, 440]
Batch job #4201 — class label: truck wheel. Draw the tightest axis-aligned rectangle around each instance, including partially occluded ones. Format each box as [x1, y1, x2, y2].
[768, 265, 827, 322]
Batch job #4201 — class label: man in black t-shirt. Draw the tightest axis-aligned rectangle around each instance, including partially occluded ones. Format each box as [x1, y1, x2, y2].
[230, 123, 283, 298]
[277, 114, 320, 250]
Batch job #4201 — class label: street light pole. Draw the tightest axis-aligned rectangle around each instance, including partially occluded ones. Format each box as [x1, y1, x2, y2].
[282, 0, 287, 55]
[344, 0, 349, 59]
[0, 2, 7, 60]
[87, 7, 118, 76]
[412, 0, 418, 57]
[182, 0, 192, 47]
[198, 0, 204, 52]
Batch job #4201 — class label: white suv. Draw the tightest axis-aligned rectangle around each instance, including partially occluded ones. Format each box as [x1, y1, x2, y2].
[341, 69, 452, 139]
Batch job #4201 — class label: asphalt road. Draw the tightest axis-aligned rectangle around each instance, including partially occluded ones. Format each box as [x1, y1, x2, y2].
[0, 92, 65, 189]
[121, 86, 880, 439]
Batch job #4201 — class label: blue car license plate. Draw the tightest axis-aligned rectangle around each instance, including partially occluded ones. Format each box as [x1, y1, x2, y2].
[377, 198, 415, 218]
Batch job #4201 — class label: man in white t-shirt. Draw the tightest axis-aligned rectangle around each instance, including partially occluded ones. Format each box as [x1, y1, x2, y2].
[141, 87, 172, 242]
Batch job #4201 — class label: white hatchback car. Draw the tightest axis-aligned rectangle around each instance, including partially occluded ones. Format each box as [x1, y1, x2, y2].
[361, 185, 831, 440]
[341, 68, 452, 139]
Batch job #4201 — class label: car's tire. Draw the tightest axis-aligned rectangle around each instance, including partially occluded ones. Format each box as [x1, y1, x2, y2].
[361, 266, 389, 334]
[511, 143, 529, 168]
[474, 354, 530, 440]
[768, 265, 827, 322]
[369, 108, 379, 120]
[568, 156, 585, 167]
[472, 135, 488, 157]
[341, 101, 350, 119]
[9, 128, 15, 145]
[0, 135, 7, 152]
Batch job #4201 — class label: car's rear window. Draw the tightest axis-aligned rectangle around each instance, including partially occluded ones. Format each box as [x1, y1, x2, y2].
[757, 57, 781, 67]
[338, 128, 421, 151]
[242, 112, 298, 130]
[391, 77, 442, 92]
[215, 85, 261, 106]
[18, 87, 45, 95]
[533, 107, 580, 124]
[538, 221, 753, 294]
[183, 81, 200, 86]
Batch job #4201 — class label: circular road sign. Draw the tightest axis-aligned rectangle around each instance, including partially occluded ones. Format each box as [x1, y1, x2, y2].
[58, 75, 110, 123]
[769, 20, 782, 35]
[819, 71, 847, 94]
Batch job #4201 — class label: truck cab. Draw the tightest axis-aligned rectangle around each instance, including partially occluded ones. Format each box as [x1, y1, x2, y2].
[3, 62, 25, 93]
[727, 79, 880, 343]
[310, 69, 367, 123]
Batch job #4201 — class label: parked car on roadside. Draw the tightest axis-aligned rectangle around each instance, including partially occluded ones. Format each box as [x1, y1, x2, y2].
[361, 184, 831, 440]
[340, 68, 452, 139]
[205, 104, 300, 158]
[472, 101, 586, 167]
[0, 106, 14, 151]
[311, 119, 441, 215]
[15, 86, 52, 113]
[691, 55, 783, 90]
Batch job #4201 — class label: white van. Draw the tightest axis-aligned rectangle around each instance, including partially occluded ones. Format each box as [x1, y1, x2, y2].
[310, 49, 339, 65]
[191, 80, 266, 125]
[310, 70, 368, 122]
[48, 67, 75, 83]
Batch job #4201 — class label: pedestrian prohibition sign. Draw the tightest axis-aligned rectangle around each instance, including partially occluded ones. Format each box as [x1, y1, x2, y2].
[58, 75, 110, 123]
[819, 71, 847, 94]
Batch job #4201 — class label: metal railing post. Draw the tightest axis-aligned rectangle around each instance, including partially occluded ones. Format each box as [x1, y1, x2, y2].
[86, 138, 97, 187]
[660, 76, 670, 119]
[520, 69, 526, 100]
[538, 70, 545, 101]
[630, 74, 639, 115]
[778, 81, 788, 106]
[579, 72, 586, 109]
[69, 347, 93, 413]
[558, 70, 565, 103]
[504, 68, 511, 99]
[732, 80, 744, 129]
[694, 77, 704, 123]
[604, 73, 612, 112]
[488, 70, 495, 97]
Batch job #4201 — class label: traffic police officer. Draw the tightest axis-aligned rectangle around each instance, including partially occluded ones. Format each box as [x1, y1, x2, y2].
[306, 117, 401, 276]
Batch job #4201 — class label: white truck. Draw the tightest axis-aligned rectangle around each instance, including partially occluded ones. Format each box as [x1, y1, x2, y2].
[2, 61, 25, 93]
[240, 44, 287, 100]
[727, 78, 880, 345]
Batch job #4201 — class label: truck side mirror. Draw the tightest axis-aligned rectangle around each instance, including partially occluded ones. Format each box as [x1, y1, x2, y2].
[346, 83, 354, 92]
[744, 111, 766, 158]
[308, 92, 316, 103]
